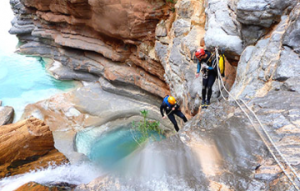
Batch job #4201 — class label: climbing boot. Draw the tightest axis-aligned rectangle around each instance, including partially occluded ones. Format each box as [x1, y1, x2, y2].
[201, 100, 207, 109]
[205, 100, 210, 108]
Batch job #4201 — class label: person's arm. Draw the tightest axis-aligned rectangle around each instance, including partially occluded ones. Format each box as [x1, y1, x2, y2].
[160, 103, 165, 117]
[197, 60, 201, 73]
[196, 60, 201, 78]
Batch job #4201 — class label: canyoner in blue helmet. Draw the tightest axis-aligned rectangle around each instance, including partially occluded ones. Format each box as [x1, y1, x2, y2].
[160, 95, 188, 132]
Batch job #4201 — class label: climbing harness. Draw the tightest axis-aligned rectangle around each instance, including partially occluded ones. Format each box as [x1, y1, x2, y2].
[214, 47, 300, 191]
[166, 108, 174, 116]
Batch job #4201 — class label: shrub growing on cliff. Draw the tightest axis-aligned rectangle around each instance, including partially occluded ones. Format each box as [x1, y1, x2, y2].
[131, 110, 164, 144]
[166, 0, 176, 3]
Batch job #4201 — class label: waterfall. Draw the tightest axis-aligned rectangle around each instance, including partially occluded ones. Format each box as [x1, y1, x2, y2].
[0, 127, 207, 191]
[0, 163, 104, 191]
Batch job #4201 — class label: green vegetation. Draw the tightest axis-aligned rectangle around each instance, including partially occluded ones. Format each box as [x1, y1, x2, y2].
[166, 0, 176, 3]
[131, 110, 164, 144]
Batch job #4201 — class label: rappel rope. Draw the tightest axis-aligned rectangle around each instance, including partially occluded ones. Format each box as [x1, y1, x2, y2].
[214, 47, 300, 191]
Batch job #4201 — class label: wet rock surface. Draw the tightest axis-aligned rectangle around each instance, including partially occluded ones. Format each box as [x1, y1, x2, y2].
[21, 82, 173, 163]
[75, 135, 208, 191]
[15, 181, 76, 191]
[182, 101, 269, 190]
[252, 91, 300, 166]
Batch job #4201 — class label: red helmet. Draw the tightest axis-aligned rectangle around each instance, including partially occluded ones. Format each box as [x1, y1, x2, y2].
[195, 48, 205, 58]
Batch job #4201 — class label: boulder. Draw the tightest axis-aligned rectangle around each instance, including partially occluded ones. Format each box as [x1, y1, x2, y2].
[273, 47, 300, 81]
[282, 3, 300, 54]
[0, 117, 67, 178]
[281, 77, 300, 93]
[15, 182, 75, 191]
[0, 106, 14, 126]
[205, 0, 243, 59]
[235, 0, 296, 27]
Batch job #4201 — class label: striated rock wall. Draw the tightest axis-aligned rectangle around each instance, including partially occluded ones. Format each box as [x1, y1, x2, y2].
[0, 117, 67, 178]
[10, 0, 172, 99]
[8, 0, 300, 189]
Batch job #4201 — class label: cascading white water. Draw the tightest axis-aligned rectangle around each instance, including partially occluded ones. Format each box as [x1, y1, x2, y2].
[0, 122, 206, 191]
[96, 135, 208, 191]
[0, 163, 104, 191]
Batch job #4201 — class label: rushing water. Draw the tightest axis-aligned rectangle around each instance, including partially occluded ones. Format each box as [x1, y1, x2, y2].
[0, 131, 204, 191]
[0, 1, 80, 122]
[76, 125, 165, 168]
[0, 163, 104, 191]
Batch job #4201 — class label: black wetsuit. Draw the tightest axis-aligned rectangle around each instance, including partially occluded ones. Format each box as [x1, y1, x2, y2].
[196, 50, 218, 104]
[160, 97, 188, 132]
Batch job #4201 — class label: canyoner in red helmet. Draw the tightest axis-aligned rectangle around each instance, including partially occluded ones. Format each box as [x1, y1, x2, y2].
[195, 48, 218, 109]
[160, 95, 188, 132]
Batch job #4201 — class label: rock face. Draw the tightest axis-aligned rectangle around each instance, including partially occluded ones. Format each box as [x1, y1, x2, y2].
[75, 101, 271, 190]
[0, 117, 67, 178]
[230, 2, 300, 100]
[155, 0, 207, 116]
[205, 0, 243, 59]
[16, 182, 75, 191]
[10, 0, 172, 99]
[0, 106, 14, 125]
[234, 0, 296, 27]
[20, 82, 174, 163]
[7, 0, 300, 190]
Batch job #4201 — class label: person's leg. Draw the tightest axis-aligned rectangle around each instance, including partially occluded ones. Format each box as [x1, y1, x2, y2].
[202, 78, 208, 104]
[206, 74, 216, 104]
[168, 113, 179, 132]
[174, 110, 188, 122]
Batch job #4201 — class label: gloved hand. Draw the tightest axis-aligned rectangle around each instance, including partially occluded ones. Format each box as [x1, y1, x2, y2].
[208, 66, 213, 70]
[202, 64, 208, 69]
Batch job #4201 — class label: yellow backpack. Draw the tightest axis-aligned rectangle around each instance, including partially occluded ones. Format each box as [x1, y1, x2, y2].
[219, 54, 225, 77]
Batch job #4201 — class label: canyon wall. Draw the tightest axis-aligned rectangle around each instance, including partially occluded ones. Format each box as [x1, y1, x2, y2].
[10, 0, 171, 102]
[8, 0, 300, 190]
